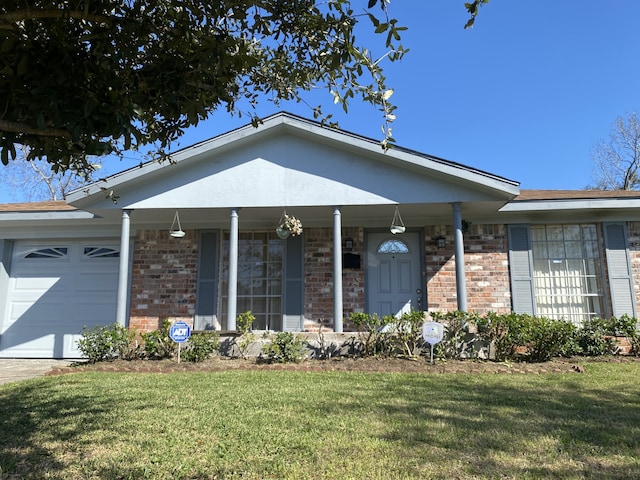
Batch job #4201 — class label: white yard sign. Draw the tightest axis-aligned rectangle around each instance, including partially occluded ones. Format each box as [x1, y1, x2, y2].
[422, 321, 444, 364]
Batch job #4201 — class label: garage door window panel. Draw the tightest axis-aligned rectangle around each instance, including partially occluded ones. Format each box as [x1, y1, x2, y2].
[24, 247, 69, 259]
[83, 247, 120, 259]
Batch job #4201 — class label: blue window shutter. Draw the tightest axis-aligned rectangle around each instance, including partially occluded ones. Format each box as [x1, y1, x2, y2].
[603, 222, 636, 318]
[507, 224, 535, 315]
[283, 234, 304, 332]
[195, 231, 218, 330]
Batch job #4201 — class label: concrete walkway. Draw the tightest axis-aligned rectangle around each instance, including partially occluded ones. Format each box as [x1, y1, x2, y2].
[0, 359, 74, 386]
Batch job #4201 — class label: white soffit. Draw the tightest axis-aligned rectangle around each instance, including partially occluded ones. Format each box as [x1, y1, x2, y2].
[500, 198, 640, 212]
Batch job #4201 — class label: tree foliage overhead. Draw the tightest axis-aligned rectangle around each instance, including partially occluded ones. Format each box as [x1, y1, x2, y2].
[590, 112, 640, 191]
[0, 0, 407, 178]
[463, 0, 489, 29]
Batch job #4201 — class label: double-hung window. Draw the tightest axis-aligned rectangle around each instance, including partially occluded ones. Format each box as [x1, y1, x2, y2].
[530, 224, 605, 324]
[221, 232, 284, 330]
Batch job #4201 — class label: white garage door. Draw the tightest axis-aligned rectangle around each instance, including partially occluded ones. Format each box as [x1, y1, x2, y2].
[0, 241, 120, 358]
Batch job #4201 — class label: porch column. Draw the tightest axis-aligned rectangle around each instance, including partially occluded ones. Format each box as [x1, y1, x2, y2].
[333, 206, 344, 332]
[115, 209, 132, 326]
[227, 208, 239, 330]
[452, 202, 468, 311]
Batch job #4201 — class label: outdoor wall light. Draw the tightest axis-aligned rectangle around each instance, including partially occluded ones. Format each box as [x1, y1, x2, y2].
[344, 238, 354, 251]
[436, 236, 446, 248]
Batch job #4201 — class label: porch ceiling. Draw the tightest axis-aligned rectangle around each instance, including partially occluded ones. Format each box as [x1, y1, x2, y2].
[97, 201, 510, 231]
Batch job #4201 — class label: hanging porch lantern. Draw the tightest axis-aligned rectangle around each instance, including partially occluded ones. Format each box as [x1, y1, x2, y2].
[169, 211, 186, 238]
[390, 206, 406, 235]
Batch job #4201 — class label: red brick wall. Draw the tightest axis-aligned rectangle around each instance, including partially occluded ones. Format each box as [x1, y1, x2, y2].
[126, 224, 516, 333]
[123, 220, 640, 334]
[129, 230, 198, 332]
[425, 224, 511, 314]
[303, 227, 364, 331]
[626, 221, 640, 314]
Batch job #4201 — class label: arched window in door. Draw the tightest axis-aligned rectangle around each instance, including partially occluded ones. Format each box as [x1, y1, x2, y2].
[377, 238, 410, 254]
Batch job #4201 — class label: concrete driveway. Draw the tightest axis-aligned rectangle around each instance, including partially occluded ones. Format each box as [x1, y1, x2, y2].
[0, 359, 74, 386]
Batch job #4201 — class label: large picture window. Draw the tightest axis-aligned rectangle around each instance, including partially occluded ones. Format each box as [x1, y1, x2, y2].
[221, 232, 284, 330]
[531, 224, 605, 324]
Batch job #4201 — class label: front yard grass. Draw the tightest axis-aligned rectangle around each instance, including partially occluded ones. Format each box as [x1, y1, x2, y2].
[1, 362, 639, 479]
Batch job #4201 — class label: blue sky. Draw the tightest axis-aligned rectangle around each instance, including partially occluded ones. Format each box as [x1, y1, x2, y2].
[2, 1, 640, 202]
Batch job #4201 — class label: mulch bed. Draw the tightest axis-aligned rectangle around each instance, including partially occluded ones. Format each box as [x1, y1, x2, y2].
[45, 356, 640, 377]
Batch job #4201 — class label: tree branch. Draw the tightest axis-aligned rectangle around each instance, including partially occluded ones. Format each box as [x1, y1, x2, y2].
[0, 119, 71, 138]
[0, 9, 112, 29]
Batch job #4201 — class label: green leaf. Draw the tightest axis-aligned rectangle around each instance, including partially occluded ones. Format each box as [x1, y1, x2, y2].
[375, 23, 388, 33]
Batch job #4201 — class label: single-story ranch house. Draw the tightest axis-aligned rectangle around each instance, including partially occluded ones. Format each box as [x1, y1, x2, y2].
[1, 112, 640, 358]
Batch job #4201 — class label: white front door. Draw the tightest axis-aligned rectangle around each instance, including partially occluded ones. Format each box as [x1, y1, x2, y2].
[366, 232, 423, 317]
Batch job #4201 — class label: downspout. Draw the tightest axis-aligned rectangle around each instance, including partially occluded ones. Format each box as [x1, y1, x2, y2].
[227, 208, 239, 331]
[452, 202, 468, 311]
[333, 206, 344, 332]
[115, 209, 132, 326]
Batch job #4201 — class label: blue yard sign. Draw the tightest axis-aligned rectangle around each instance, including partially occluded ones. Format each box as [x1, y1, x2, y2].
[169, 321, 191, 363]
[169, 322, 191, 343]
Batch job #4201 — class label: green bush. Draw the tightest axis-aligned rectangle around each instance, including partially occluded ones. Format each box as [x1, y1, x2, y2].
[350, 312, 394, 357]
[393, 309, 426, 357]
[77, 323, 140, 363]
[474, 313, 580, 362]
[610, 314, 640, 355]
[431, 311, 478, 359]
[141, 319, 176, 359]
[182, 332, 220, 363]
[526, 316, 579, 362]
[235, 311, 256, 359]
[576, 317, 619, 356]
[475, 312, 528, 361]
[262, 332, 307, 363]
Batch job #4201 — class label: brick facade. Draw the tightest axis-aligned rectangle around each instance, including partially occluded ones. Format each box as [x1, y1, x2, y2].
[426, 224, 512, 315]
[129, 230, 198, 331]
[303, 227, 365, 331]
[130, 222, 640, 333]
[626, 221, 640, 315]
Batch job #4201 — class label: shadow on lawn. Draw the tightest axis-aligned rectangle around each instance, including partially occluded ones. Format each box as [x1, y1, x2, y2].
[0, 377, 123, 478]
[317, 374, 640, 479]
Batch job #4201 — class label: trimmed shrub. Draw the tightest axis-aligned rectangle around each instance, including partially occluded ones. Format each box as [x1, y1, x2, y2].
[431, 311, 479, 359]
[350, 312, 394, 357]
[611, 314, 640, 355]
[182, 332, 220, 362]
[141, 319, 176, 359]
[575, 317, 619, 356]
[526, 316, 579, 362]
[475, 312, 530, 361]
[393, 309, 427, 357]
[235, 311, 256, 359]
[262, 332, 306, 363]
[77, 323, 140, 363]
[474, 313, 580, 362]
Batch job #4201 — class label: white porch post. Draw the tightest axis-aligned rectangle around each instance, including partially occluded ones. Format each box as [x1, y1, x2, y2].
[227, 208, 239, 330]
[116, 209, 132, 326]
[452, 202, 468, 311]
[333, 206, 344, 332]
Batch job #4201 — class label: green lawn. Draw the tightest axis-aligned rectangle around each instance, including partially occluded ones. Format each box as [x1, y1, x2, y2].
[1, 362, 639, 479]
